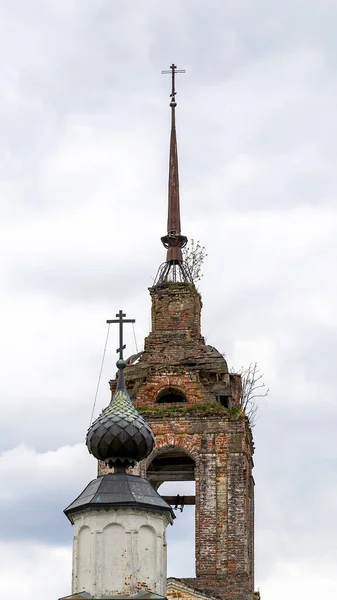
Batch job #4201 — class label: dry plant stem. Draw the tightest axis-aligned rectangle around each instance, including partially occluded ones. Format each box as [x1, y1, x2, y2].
[232, 361, 269, 427]
[182, 239, 207, 285]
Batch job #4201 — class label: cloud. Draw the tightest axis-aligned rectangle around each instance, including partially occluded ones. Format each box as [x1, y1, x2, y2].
[0, 540, 71, 600]
[259, 559, 337, 598]
[0, 444, 94, 543]
[0, 0, 337, 598]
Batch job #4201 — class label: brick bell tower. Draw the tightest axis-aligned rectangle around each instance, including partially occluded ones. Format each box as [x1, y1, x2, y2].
[99, 65, 256, 600]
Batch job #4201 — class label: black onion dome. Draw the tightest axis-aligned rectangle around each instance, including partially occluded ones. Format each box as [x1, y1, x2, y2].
[86, 360, 155, 468]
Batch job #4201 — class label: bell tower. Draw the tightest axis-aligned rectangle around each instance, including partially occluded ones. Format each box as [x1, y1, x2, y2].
[99, 65, 256, 600]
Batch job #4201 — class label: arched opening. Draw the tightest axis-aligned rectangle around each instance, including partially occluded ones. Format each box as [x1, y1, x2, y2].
[146, 447, 196, 577]
[156, 387, 186, 404]
[147, 448, 195, 490]
[160, 479, 195, 577]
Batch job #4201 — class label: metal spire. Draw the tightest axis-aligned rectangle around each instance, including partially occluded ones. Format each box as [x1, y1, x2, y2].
[155, 64, 192, 285]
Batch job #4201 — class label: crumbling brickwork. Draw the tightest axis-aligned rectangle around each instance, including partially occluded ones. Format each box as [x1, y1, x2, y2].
[99, 282, 255, 600]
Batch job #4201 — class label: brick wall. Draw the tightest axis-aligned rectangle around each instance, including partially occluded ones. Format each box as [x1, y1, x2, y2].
[98, 282, 255, 600]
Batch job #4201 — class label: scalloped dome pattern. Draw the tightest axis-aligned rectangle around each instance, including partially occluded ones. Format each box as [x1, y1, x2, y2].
[86, 387, 155, 467]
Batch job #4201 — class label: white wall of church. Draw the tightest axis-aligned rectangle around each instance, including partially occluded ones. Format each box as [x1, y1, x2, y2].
[71, 508, 169, 597]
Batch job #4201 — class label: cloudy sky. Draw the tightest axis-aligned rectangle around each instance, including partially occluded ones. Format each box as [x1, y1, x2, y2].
[1, 0, 336, 598]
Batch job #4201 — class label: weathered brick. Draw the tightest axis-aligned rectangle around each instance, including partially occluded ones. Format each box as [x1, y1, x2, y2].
[98, 283, 255, 600]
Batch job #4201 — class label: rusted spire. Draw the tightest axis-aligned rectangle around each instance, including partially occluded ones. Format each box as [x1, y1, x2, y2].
[155, 64, 191, 285]
[167, 100, 180, 242]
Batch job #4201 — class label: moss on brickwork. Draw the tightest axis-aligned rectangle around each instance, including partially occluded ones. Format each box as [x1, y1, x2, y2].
[160, 281, 197, 292]
[137, 401, 243, 419]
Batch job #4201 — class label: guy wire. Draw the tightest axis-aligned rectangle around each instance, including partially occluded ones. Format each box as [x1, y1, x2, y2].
[132, 321, 139, 353]
[89, 322, 111, 426]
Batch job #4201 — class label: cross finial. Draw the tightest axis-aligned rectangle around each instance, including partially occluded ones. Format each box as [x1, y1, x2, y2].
[154, 63, 191, 285]
[161, 63, 186, 107]
[107, 310, 135, 360]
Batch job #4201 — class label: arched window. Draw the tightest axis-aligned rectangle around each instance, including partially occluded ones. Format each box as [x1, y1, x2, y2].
[147, 448, 195, 489]
[156, 387, 186, 403]
[146, 447, 196, 577]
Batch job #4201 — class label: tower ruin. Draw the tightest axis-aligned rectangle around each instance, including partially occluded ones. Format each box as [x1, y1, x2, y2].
[98, 65, 256, 600]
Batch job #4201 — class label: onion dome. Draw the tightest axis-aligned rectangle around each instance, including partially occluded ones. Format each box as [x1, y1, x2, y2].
[86, 359, 155, 468]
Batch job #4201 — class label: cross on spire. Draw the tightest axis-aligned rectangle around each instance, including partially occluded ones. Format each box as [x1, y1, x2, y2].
[107, 310, 135, 360]
[154, 64, 191, 285]
[161, 63, 186, 107]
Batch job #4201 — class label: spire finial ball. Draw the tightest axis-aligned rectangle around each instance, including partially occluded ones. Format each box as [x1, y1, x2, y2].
[116, 359, 126, 370]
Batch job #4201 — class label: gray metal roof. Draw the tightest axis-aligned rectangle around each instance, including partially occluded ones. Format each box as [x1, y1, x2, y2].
[64, 473, 175, 523]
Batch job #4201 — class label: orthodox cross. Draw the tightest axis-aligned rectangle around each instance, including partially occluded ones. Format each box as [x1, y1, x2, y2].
[107, 310, 135, 360]
[161, 63, 185, 106]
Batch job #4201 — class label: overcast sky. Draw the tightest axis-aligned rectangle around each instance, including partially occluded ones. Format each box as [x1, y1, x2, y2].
[0, 1, 336, 598]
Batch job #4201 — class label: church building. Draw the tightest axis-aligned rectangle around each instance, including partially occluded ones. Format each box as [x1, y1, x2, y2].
[60, 65, 257, 600]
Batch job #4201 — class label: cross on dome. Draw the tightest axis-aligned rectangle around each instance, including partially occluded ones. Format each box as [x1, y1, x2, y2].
[107, 309, 135, 360]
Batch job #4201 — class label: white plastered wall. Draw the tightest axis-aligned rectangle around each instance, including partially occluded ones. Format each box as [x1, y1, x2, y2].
[71, 508, 169, 597]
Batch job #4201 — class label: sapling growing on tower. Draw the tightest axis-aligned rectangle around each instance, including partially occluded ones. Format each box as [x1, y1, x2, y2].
[234, 362, 269, 426]
[182, 239, 207, 285]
